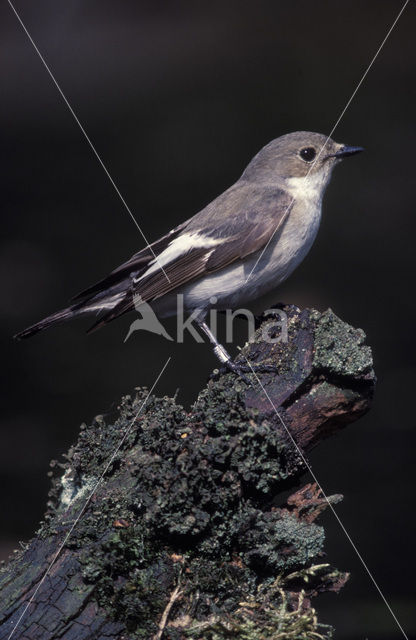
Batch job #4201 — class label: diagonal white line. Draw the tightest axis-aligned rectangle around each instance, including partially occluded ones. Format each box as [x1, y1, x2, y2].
[6, 356, 171, 640]
[245, 0, 410, 285]
[242, 355, 409, 640]
[320, 0, 411, 153]
[7, 0, 171, 285]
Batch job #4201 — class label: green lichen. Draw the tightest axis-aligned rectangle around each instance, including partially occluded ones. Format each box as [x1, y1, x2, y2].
[41, 382, 327, 636]
[35, 307, 369, 637]
[242, 512, 325, 573]
[313, 309, 373, 379]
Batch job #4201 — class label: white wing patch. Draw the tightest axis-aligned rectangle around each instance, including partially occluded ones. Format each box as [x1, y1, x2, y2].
[133, 232, 221, 283]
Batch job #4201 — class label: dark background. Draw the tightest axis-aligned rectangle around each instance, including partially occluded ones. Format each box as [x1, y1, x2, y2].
[1, 1, 415, 638]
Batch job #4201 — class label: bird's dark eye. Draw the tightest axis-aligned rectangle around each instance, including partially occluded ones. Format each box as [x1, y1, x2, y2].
[300, 147, 316, 162]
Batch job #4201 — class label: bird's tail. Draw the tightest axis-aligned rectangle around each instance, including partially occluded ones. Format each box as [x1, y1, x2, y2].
[14, 286, 128, 340]
[14, 305, 85, 340]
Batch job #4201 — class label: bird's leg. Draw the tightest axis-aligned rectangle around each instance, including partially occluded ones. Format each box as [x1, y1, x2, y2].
[196, 319, 251, 384]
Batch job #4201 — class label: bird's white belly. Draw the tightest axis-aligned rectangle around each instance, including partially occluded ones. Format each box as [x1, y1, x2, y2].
[156, 197, 322, 317]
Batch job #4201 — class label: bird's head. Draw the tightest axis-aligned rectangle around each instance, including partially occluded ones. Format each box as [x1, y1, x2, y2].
[241, 131, 363, 188]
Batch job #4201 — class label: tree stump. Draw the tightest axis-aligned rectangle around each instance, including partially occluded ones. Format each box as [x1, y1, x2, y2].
[0, 306, 375, 639]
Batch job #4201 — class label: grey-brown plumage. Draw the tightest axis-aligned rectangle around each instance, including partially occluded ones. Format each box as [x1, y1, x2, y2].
[15, 132, 363, 350]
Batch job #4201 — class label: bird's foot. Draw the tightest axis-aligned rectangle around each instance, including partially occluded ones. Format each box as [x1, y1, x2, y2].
[224, 359, 252, 384]
[210, 359, 277, 384]
[210, 360, 251, 385]
[235, 360, 279, 376]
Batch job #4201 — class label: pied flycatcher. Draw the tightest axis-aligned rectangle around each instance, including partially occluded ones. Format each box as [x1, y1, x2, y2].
[15, 131, 363, 376]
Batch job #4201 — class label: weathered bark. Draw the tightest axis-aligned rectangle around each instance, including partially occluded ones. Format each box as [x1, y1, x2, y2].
[0, 306, 375, 640]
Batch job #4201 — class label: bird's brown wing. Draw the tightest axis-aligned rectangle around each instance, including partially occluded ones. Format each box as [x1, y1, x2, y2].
[88, 187, 293, 331]
[71, 221, 188, 304]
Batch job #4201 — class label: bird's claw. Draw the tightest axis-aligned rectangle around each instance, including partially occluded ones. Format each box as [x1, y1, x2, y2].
[209, 360, 251, 385]
[224, 359, 252, 385]
[235, 361, 278, 376]
[210, 360, 277, 385]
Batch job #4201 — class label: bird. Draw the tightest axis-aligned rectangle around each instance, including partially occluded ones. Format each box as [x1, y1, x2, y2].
[15, 131, 363, 377]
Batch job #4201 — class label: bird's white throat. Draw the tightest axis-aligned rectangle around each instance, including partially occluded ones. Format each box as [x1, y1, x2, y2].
[286, 169, 329, 204]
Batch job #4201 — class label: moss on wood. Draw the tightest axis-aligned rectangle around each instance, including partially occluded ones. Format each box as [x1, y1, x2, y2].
[0, 306, 375, 639]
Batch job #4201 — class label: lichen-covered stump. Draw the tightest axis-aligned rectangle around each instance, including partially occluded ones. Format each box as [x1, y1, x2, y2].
[0, 307, 375, 639]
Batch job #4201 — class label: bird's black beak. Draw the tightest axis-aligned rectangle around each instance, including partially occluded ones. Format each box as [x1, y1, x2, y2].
[327, 145, 364, 159]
